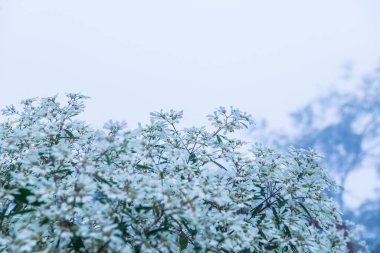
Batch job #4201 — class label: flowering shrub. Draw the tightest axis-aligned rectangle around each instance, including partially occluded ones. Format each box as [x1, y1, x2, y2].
[0, 94, 367, 252]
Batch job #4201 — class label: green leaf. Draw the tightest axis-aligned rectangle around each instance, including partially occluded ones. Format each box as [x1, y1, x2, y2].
[257, 213, 266, 225]
[146, 227, 168, 236]
[298, 202, 312, 218]
[284, 224, 292, 238]
[179, 232, 188, 251]
[193, 242, 202, 253]
[0, 206, 6, 226]
[265, 242, 279, 250]
[216, 135, 222, 143]
[49, 168, 72, 176]
[12, 188, 33, 204]
[13, 208, 36, 215]
[189, 153, 197, 164]
[289, 242, 299, 253]
[12, 188, 44, 207]
[105, 154, 112, 165]
[240, 122, 248, 128]
[134, 245, 141, 253]
[297, 172, 305, 181]
[136, 164, 154, 170]
[63, 129, 79, 139]
[277, 196, 288, 208]
[272, 207, 280, 228]
[180, 218, 197, 236]
[250, 203, 263, 219]
[64, 129, 75, 138]
[40, 217, 50, 225]
[135, 205, 153, 212]
[94, 173, 113, 187]
[69, 235, 86, 252]
[251, 194, 263, 201]
[258, 229, 267, 240]
[211, 160, 227, 171]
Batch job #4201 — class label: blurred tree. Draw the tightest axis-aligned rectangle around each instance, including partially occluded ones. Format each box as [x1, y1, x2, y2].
[282, 66, 380, 252]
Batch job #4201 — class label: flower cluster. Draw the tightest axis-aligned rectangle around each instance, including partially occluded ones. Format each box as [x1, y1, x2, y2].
[0, 94, 367, 252]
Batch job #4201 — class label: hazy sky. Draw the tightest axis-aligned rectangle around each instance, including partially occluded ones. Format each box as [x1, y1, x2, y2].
[1, 0, 380, 128]
[1, 0, 380, 208]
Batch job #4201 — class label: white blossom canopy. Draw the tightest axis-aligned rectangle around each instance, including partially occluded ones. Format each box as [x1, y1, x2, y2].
[0, 94, 367, 252]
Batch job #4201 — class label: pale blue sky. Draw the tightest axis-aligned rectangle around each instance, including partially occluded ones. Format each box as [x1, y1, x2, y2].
[1, 0, 380, 207]
[1, 0, 380, 128]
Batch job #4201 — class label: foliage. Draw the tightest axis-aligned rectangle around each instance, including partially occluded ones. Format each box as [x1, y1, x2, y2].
[283, 68, 380, 252]
[0, 94, 367, 252]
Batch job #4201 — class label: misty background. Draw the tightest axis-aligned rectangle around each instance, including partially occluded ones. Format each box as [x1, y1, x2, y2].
[1, 0, 379, 251]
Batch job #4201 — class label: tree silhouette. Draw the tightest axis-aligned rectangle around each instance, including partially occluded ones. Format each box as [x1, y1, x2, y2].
[285, 66, 380, 251]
